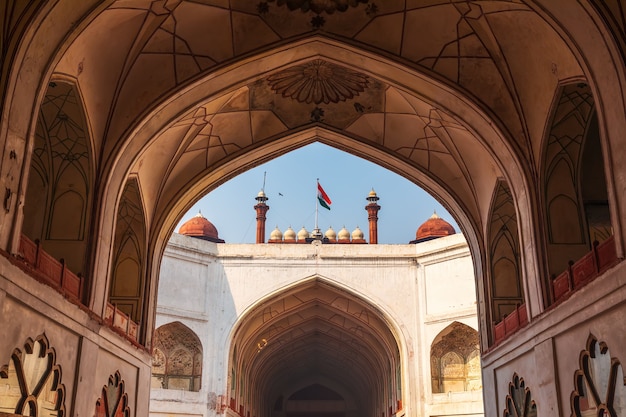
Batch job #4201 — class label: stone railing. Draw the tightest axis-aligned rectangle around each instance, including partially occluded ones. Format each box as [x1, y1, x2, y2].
[104, 302, 139, 342]
[551, 236, 618, 304]
[490, 236, 619, 347]
[18, 235, 83, 301]
[492, 303, 528, 346]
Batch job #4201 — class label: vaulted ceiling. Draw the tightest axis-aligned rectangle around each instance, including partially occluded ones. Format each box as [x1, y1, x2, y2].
[40, 0, 586, 243]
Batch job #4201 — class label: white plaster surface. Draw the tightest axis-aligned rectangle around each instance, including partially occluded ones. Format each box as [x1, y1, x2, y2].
[151, 233, 482, 417]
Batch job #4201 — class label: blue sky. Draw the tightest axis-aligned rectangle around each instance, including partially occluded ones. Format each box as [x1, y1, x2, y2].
[176, 142, 459, 244]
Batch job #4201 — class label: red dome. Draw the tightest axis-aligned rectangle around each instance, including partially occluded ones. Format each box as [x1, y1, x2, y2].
[413, 212, 455, 242]
[179, 212, 224, 242]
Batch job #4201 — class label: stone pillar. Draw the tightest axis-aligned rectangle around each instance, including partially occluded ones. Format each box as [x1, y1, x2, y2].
[254, 190, 269, 243]
[365, 189, 381, 244]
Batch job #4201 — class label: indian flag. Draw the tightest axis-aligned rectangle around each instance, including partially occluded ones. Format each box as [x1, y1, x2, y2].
[317, 181, 332, 210]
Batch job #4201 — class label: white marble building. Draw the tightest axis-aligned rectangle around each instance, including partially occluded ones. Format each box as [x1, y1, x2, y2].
[150, 211, 483, 417]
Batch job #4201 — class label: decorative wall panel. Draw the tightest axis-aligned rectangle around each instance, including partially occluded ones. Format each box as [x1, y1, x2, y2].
[95, 371, 131, 417]
[431, 322, 480, 394]
[0, 334, 66, 417]
[110, 178, 146, 323]
[503, 373, 536, 417]
[571, 335, 626, 417]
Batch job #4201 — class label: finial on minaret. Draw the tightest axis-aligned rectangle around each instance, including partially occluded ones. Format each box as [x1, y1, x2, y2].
[255, 189, 268, 204]
[365, 188, 381, 244]
[366, 188, 380, 203]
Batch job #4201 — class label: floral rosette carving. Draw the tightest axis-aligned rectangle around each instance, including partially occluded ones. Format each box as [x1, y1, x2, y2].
[267, 59, 369, 105]
[571, 335, 626, 417]
[504, 373, 537, 417]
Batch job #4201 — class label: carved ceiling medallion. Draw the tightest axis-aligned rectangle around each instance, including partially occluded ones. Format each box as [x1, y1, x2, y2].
[267, 0, 368, 14]
[267, 59, 369, 105]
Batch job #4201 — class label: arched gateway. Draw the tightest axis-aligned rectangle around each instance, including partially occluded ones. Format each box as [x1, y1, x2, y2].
[1, 2, 626, 417]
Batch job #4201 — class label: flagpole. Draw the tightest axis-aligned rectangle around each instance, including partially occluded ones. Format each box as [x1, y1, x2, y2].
[315, 178, 319, 231]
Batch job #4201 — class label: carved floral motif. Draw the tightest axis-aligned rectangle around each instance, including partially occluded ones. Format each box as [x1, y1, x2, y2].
[267, 59, 369, 105]
[431, 322, 479, 358]
[0, 334, 66, 417]
[571, 335, 626, 417]
[504, 374, 537, 417]
[152, 322, 203, 391]
[95, 371, 131, 417]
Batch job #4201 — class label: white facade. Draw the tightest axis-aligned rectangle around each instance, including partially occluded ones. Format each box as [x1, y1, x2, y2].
[150, 232, 482, 417]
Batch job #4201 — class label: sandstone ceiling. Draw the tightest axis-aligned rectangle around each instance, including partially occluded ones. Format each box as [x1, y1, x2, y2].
[38, 0, 588, 247]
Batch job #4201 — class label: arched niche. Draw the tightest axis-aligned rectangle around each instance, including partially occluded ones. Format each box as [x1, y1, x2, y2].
[109, 178, 147, 326]
[541, 83, 613, 294]
[152, 322, 203, 392]
[486, 180, 524, 343]
[430, 322, 481, 394]
[22, 79, 94, 280]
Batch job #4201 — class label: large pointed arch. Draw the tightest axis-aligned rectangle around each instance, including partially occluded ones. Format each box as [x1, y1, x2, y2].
[91, 39, 537, 349]
[227, 275, 404, 417]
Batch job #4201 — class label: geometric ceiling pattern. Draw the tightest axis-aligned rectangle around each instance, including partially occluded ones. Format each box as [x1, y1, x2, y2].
[48, 0, 586, 247]
[59, 0, 583, 166]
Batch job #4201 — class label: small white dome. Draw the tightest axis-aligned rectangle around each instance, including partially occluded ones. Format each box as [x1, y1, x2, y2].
[269, 226, 282, 241]
[338, 226, 350, 240]
[325, 226, 336, 240]
[351, 226, 364, 240]
[297, 226, 310, 241]
[284, 226, 296, 240]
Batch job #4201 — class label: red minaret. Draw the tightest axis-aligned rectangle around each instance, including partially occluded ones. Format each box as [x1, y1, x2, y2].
[365, 189, 381, 244]
[254, 190, 269, 243]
